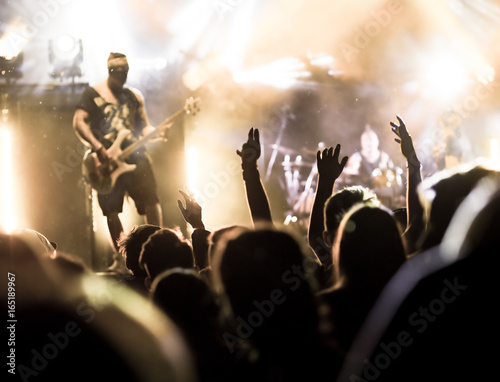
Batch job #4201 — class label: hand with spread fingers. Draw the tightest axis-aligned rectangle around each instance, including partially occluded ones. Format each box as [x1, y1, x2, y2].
[390, 115, 424, 255]
[236, 127, 261, 168]
[177, 189, 205, 230]
[390, 115, 419, 166]
[307, 143, 348, 289]
[316, 144, 349, 181]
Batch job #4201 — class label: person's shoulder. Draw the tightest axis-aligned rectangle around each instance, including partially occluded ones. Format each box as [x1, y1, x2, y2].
[85, 81, 106, 96]
[90, 80, 106, 89]
[125, 85, 145, 102]
[75, 84, 99, 111]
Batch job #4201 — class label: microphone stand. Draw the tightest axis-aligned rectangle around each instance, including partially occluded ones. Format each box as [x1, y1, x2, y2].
[265, 105, 295, 181]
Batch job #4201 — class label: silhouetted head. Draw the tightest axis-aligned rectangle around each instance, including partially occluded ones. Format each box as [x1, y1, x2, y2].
[323, 186, 378, 246]
[418, 160, 497, 251]
[208, 224, 246, 257]
[140, 228, 195, 289]
[442, 172, 500, 260]
[151, 268, 221, 335]
[0, 229, 63, 303]
[332, 205, 406, 289]
[118, 224, 162, 277]
[212, 226, 320, 342]
[7, 228, 57, 257]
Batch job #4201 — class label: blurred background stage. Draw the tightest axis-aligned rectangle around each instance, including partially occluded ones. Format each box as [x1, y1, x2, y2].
[1, 0, 500, 269]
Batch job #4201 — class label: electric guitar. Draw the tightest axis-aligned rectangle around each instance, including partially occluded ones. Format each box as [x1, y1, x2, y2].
[82, 96, 200, 195]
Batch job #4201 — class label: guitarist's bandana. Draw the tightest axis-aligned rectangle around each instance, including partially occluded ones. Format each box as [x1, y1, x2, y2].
[107, 52, 129, 73]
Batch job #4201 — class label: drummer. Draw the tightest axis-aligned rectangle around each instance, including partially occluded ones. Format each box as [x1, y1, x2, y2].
[343, 124, 395, 189]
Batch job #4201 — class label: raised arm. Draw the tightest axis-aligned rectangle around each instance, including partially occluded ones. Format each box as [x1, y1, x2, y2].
[236, 127, 273, 226]
[390, 115, 424, 255]
[177, 189, 211, 271]
[308, 145, 348, 265]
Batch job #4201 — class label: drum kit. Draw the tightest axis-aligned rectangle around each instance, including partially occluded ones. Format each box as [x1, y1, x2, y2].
[271, 144, 405, 228]
[264, 105, 405, 229]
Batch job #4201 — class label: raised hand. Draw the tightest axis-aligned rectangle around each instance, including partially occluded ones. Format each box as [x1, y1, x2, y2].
[390, 117, 423, 254]
[236, 127, 261, 167]
[316, 144, 348, 181]
[390, 115, 418, 161]
[177, 189, 204, 230]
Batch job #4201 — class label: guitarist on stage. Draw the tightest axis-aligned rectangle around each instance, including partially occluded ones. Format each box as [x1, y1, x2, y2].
[73, 52, 164, 272]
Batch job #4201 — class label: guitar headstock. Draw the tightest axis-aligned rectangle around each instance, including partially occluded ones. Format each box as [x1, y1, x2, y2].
[184, 96, 201, 116]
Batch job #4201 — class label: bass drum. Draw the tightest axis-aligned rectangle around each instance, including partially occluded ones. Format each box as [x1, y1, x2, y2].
[371, 167, 405, 210]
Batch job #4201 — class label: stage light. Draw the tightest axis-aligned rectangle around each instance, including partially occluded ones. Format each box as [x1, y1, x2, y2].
[419, 53, 471, 103]
[232, 53, 342, 89]
[0, 52, 23, 82]
[0, 127, 18, 233]
[233, 57, 311, 89]
[48, 35, 83, 82]
[0, 33, 24, 82]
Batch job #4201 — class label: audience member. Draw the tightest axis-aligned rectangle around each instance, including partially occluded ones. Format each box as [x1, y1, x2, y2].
[212, 225, 343, 381]
[116, 223, 162, 295]
[339, 170, 500, 382]
[236, 127, 273, 225]
[139, 227, 195, 290]
[416, 158, 496, 252]
[307, 144, 349, 289]
[317, 185, 378, 288]
[151, 267, 252, 382]
[318, 204, 407, 359]
[1, 228, 196, 382]
[177, 189, 211, 271]
[390, 115, 425, 255]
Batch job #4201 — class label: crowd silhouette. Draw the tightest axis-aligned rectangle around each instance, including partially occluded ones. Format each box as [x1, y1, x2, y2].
[2, 115, 498, 382]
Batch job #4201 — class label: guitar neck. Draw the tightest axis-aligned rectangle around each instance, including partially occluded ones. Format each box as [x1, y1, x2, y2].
[118, 107, 186, 161]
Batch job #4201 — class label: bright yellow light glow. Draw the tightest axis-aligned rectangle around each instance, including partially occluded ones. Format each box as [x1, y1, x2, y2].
[233, 57, 312, 89]
[0, 27, 24, 59]
[220, 0, 258, 71]
[167, 0, 212, 53]
[92, 190, 100, 233]
[421, 54, 469, 101]
[0, 38, 17, 59]
[52, 35, 80, 61]
[476, 65, 495, 85]
[1, 128, 17, 233]
[187, 147, 198, 199]
[491, 138, 499, 168]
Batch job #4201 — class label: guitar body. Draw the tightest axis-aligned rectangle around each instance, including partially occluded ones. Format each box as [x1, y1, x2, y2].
[82, 129, 137, 195]
[81, 96, 200, 194]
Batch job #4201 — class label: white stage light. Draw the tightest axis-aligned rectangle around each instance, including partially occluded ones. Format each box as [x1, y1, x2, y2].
[0, 128, 18, 233]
